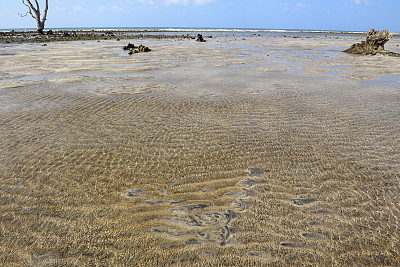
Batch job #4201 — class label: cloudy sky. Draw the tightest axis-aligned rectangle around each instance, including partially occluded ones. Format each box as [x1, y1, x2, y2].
[1, 0, 399, 32]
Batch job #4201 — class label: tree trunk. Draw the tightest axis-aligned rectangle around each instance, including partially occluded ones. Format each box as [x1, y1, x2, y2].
[344, 28, 393, 55]
[37, 21, 45, 34]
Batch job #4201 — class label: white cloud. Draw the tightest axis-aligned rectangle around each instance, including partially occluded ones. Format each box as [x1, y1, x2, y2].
[297, 2, 310, 8]
[164, 0, 214, 5]
[351, 0, 374, 5]
[98, 5, 107, 12]
[194, 0, 215, 5]
[165, 0, 189, 5]
[136, 0, 157, 5]
[73, 6, 83, 12]
[135, 0, 215, 6]
[97, 5, 125, 13]
[281, 2, 289, 10]
[55, 6, 66, 12]
[112, 5, 124, 12]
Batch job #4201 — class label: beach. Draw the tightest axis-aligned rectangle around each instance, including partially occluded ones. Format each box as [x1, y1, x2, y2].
[0, 31, 400, 265]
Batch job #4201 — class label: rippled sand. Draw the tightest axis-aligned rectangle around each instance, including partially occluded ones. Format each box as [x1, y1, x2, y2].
[1, 35, 400, 266]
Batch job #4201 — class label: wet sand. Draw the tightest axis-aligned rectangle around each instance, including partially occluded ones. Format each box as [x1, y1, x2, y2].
[0, 34, 400, 266]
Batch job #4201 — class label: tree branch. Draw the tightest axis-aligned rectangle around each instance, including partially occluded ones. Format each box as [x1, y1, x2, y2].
[34, 0, 40, 12]
[33, 0, 42, 22]
[21, 0, 37, 20]
[22, 0, 37, 14]
[18, 0, 36, 19]
[18, 12, 30, 18]
[42, 0, 49, 23]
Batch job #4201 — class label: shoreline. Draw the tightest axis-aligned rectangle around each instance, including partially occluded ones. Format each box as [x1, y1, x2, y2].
[1, 28, 399, 44]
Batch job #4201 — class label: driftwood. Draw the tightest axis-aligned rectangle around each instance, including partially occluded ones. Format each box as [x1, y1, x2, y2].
[196, 34, 206, 42]
[344, 28, 399, 56]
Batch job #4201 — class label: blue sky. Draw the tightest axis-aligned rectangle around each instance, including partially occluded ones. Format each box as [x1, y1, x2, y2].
[1, 0, 399, 32]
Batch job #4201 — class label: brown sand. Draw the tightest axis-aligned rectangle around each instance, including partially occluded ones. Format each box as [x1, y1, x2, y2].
[0, 35, 400, 266]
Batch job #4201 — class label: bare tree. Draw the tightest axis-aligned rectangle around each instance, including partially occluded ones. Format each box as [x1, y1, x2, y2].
[19, 0, 49, 34]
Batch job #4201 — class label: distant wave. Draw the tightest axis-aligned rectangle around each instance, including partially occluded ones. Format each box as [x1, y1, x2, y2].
[161, 28, 367, 34]
[1, 27, 398, 35]
[0, 27, 366, 34]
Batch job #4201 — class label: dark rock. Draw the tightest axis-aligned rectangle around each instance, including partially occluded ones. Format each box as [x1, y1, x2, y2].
[138, 44, 151, 52]
[47, 30, 54, 35]
[63, 31, 71, 37]
[196, 34, 206, 42]
[344, 28, 399, 56]
[124, 43, 151, 53]
[123, 43, 135, 50]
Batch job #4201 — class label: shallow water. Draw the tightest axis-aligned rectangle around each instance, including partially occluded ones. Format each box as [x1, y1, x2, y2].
[0, 35, 399, 265]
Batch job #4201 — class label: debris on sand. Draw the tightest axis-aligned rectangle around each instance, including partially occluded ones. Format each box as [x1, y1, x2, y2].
[196, 34, 206, 42]
[344, 28, 400, 56]
[123, 43, 151, 55]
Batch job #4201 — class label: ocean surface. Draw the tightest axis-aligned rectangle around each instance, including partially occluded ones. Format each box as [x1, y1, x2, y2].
[0, 27, 369, 34]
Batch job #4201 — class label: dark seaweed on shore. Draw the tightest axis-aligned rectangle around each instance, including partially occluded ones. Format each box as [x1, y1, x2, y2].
[0, 30, 193, 43]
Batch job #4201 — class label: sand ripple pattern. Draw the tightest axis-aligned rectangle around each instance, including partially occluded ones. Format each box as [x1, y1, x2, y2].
[0, 38, 400, 266]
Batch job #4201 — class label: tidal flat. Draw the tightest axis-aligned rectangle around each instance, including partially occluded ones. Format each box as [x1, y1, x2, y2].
[0, 32, 400, 266]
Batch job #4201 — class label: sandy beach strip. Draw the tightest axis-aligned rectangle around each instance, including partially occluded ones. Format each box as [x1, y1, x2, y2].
[0, 33, 399, 265]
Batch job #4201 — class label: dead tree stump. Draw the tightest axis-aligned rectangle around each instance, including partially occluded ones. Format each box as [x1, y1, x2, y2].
[344, 28, 396, 55]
